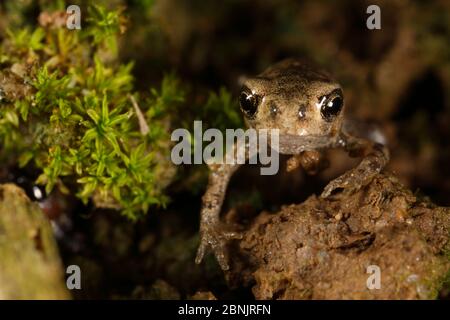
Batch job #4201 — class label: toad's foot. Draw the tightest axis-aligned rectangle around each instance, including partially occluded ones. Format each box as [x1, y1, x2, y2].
[321, 168, 378, 198]
[195, 224, 242, 271]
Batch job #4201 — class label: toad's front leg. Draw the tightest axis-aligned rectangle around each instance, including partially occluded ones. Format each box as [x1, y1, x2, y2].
[321, 133, 390, 198]
[195, 139, 256, 271]
[195, 161, 243, 271]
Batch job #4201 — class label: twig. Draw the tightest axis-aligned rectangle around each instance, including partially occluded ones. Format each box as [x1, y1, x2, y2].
[128, 94, 149, 135]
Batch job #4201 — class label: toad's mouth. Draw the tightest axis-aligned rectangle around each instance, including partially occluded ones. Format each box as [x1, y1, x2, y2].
[271, 133, 336, 154]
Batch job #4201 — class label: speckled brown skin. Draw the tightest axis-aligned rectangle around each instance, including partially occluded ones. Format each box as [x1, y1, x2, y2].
[195, 59, 390, 271]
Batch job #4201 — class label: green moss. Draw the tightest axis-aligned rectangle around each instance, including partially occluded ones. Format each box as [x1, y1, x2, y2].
[0, 2, 243, 220]
[0, 4, 175, 219]
[201, 87, 243, 131]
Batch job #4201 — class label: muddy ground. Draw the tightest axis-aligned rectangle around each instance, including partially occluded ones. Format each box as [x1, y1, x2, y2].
[227, 174, 450, 299]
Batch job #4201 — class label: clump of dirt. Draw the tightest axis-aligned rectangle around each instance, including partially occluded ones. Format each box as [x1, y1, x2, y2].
[228, 174, 450, 299]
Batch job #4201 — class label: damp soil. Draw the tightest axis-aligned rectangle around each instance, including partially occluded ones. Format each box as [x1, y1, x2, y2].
[226, 174, 450, 299]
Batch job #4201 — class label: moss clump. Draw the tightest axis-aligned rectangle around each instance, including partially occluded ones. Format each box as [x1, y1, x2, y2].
[0, 2, 243, 219]
[0, 4, 184, 219]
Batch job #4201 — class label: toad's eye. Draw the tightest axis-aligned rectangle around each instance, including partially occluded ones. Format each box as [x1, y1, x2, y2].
[320, 91, 343, 122]
[239, 88, 259, 118]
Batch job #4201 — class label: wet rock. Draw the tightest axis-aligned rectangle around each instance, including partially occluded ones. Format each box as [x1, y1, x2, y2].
[0, 184, 70, 299]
